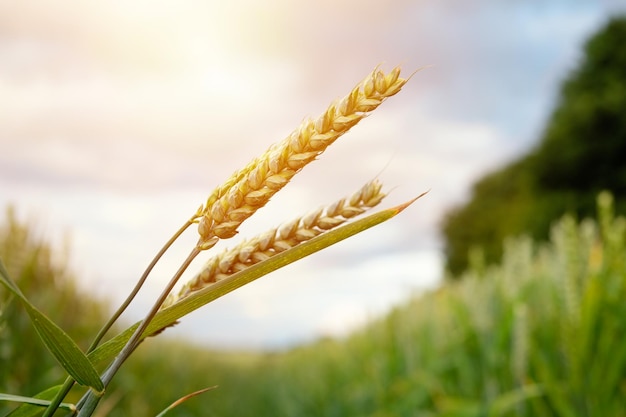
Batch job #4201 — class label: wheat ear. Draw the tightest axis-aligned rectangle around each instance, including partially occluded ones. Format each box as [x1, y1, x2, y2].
[195, 66, 407, 251]
[164, 179, 386, 308]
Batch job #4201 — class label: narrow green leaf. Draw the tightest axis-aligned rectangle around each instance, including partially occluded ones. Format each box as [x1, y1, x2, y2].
[0, 258, 24, 294]
[2, 386, 75, 417]
[24, 304, 104, 393]
[155, 386, 218, 417]
[0, 259, 104, 393]
[487, 384, 544, 417]
[88, 196, 423, 365]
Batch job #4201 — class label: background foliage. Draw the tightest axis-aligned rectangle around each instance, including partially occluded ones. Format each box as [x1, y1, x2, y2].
[3, 194, 625, 416]
[117, 193, 625, 416]
[442, 16, 626, 275]
[0, 208, 110, 415]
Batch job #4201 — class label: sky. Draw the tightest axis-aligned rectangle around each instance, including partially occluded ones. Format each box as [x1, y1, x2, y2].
[2, 0, 625, 350]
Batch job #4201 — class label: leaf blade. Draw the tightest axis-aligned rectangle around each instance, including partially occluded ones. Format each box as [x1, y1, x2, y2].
[0, 259, 104, 393]
[88, 196, 423, 364]
[1, 387, 75, 417]
[154, 386, 218, 417]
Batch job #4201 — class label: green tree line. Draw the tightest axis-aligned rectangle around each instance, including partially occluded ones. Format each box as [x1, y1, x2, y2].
[442, 15, 626, 275]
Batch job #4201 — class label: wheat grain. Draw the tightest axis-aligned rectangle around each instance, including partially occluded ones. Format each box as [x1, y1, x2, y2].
[164, 180, 386, 308]
[195, 66, 407, 250]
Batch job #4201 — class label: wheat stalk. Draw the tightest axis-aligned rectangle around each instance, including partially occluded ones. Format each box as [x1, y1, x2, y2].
[70, 65, 417, 416]
[194, 66, 407, 251]
[164, 179, 386, 308]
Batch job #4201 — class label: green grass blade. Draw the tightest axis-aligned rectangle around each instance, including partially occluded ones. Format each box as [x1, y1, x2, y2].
[487, 384, 544, 417]
[154, 386, 218, 417]
[0, 257, 21, 294]
[0, 259, 105, 393]
[88, 196, 424, 365]
[2, 387, 75, 416]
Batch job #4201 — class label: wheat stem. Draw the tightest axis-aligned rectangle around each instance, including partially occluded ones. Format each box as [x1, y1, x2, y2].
[88, 219, 195, 351]
[77, 247, 201, 416]
[43, 219, 201, 417]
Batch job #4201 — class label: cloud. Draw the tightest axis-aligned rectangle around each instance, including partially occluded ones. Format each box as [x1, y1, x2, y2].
[2, 0, 625, 348]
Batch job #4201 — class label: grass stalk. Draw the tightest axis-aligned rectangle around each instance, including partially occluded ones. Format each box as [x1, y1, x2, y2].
[76, 246, 202, 416]
[36, 65, 413, 416]
[87, 219, 196, 352]
[42, 219, 196, 417]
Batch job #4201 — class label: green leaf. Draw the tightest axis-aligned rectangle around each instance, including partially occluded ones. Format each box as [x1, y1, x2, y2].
[487, 384, 544, 417]
[88, 196, 423, 365]
[2, 386, 75, 416]
[154, 386, 218, 417]
[0, 260, 105, 393]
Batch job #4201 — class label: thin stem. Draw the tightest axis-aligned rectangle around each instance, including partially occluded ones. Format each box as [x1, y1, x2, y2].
[44, 219, 194, 417]
[86, 220, 193, 352]
[76, 246, 202, 416]
[41, 376, 74, 417]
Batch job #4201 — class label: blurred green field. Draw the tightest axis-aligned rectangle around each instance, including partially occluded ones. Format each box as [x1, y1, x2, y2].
[2, 193, 626, 416]
[104, 192, 626, 416]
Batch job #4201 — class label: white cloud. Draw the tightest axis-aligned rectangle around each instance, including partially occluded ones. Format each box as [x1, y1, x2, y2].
[2, 0, 624, 349]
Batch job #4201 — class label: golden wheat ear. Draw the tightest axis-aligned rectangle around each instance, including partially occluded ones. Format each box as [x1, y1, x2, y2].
[194, 66, 408, 251]
[164, 179, 386, 308]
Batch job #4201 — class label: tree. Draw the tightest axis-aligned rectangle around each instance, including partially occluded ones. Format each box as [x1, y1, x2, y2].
[442, 158, 535, 276]
[532, 16, 626, 194]
[442, 16, 626, 276]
